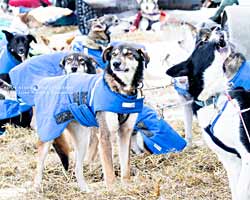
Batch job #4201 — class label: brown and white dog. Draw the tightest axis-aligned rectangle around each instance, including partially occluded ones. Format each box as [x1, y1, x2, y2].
[59, 52, 97, 74]
[34, 42, 149, 192]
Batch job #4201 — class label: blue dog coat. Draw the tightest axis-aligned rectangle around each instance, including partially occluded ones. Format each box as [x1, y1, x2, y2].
[35, 73, 144, 142]
[135, 105, 186, 154]
[72, 40, 107, 69]
[229, 61, 250, 90]
[0, 99, 31, 120]
[9, 52, 67, 106]
[0, 46, 21, 74]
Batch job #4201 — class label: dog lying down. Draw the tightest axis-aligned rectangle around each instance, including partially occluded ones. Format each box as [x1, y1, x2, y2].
[9, 43, 186, 191]
[167, 28, 250, 199]
[0, 30, 37, 84]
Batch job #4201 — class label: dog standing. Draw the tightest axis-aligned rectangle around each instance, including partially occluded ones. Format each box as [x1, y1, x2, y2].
[0, 30, 36, 83]
[31, 42, 149, 191]
[167, 28, 250, 199]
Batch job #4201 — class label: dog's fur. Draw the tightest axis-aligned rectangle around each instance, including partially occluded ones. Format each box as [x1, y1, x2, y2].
[167, 29, 250, 199]
[34, 42, 149, 192]
[0, 30, 36, 83]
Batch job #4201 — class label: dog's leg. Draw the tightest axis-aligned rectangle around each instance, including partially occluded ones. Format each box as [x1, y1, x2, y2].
[180, 95, 193, 145]
[30, 107, 37, 130]
[236, 153, 250, 200]
[118, 113, 138, 182]
[34, 140, 52, 191]
[96, 112, 116, 187]
[67, 122, 90, 192]
[84, 127, 99, 165]
[218, 154, 241, 200]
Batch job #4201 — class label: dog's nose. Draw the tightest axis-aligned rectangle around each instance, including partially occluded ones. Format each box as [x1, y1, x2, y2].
[113, 61, 121, 69]
[71, 67, 77, 72]
[18, 48, 25, 54]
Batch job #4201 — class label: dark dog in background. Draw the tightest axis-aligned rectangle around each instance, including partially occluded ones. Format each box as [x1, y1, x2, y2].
[0, 30, 37, 83]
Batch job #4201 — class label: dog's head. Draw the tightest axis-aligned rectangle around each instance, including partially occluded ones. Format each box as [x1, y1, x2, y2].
[103, 42, 149, 93]
[166, 28, 232, 102]
[59, 53, 97, 74]
[2, 30, 37, 61]
[88, 15, 119, 48]
[137, 0, 159, 15]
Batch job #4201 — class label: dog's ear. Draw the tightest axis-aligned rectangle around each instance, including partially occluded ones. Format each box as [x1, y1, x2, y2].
[2, 30, 14, 42]
[66, 36, 75, 45]
[166, 59, 190, 77]
[137, 48, 150, 68]
[27, 34, 37, 44]
[40, 35, 50, 46]
[59, 56, 66, 69]
[102, 46, 113, 62]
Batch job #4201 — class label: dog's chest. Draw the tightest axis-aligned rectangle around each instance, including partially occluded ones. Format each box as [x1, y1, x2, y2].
[197, 97, 241, 148]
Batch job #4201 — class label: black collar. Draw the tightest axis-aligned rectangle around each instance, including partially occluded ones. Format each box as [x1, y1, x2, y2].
[194, 94, 220, 108]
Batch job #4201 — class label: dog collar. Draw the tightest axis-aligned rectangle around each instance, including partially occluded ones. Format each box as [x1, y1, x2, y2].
[194, 94, 219, 108]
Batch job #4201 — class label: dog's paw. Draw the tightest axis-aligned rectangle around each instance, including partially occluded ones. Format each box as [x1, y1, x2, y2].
[78, 182, 92, 193]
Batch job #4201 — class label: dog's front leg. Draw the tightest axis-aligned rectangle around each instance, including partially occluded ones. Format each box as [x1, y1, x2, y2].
[236, 153, 250, 200]
[96, 112, 116, 187]
[180, 95, 193, 145]
[34, 140, 52, 191]
[118, 113, 138, 182]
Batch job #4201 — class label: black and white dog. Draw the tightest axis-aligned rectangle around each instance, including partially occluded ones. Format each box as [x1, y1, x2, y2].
[167, 28, 250, 199]
[0, 30, 36, 83]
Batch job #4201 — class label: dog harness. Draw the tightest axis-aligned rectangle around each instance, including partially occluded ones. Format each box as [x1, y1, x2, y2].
[9, 52, 67, 106]
[34, 73, 144, 142]
[0, 46, 21, 74]
[204, 61, 250, 157]
[135, 105, 186, 154]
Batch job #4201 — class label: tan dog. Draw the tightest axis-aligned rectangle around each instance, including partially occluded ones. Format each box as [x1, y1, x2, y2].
[34, 42, 149, 192]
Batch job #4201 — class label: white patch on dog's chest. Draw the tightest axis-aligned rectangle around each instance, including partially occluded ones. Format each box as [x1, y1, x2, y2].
[198, 97, 241, 150]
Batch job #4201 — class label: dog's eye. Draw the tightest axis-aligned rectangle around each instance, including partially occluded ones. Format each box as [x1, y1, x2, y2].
[79, 58, 85, 64]
[61, 47, 65, 51]
[126, 52, 134, 59]
[67, 58, 73, 62]
[111, 52, 118, 57]
[52, 47, 57, 51]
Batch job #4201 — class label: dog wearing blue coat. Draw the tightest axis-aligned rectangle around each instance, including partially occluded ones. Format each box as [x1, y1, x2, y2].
[33, 42, 149, 191]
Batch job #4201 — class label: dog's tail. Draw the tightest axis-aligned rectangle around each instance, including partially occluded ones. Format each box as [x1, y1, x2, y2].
[53, 133, 71, 171]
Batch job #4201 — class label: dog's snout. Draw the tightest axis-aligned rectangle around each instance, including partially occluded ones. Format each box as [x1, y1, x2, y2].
[113, 61, 121, 69]
[71, 67, 78, 72]
[18, 48, 25, 54]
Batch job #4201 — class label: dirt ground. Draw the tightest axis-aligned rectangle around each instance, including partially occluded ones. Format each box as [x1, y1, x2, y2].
[0, 8, 232, 200]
